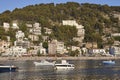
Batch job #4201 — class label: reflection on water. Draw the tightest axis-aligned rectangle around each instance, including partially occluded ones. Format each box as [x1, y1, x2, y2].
[0, 60, 120, 80]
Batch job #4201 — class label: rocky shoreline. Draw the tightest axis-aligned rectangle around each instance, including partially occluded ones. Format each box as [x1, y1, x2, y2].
[0, 56, 120, 61]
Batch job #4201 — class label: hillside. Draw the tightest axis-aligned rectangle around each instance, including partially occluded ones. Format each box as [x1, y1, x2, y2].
[0, 2, 120, 48]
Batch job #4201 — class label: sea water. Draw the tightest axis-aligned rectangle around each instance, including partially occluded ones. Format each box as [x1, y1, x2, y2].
[0, 59, 120, 80]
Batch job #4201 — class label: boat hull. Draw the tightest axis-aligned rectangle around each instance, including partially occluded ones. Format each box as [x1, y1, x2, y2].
[34, 61, 55, 66]
[102, 61, 115, 65]
[55, 60, 75, 70]
[0, 66, 18, 73]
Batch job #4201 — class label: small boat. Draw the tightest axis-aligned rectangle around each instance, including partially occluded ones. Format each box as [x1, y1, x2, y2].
[102, 60, 115, 65]
[55, 60, 75, 70]
[0, 65, 18, 73]
[33, 60, 55, 66]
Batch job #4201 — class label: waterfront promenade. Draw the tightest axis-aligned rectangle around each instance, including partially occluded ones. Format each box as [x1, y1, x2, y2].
[0, 56, 120, 61]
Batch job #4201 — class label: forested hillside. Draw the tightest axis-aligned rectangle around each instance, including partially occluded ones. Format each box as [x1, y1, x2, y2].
[0, 2, 120, 47]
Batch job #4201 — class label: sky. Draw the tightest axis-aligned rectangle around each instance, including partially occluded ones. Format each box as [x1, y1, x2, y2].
[0, 0, 120, 13]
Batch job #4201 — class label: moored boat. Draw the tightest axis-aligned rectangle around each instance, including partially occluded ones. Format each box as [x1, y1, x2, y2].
[33, 60, 55, 66]
[0, 65, 18, 72]
[55, 60, 75, 70]
[102, 60, 115, 65]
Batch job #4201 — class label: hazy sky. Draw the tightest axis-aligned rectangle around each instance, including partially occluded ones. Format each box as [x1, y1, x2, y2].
[0, 0, 120, 13]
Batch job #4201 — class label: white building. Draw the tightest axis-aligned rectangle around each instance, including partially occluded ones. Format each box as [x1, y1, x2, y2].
[39, 48, 46, 55]
[16, 30, 25, 41]
[33, 22, 40, 28]
[39, 43, 46, 55]
[33, 28, 41, 35]
[28, 35, 39, 41]
[56, 42, 64, 54]
[26, 24, 32, 28]
[73, 37, 83, 43]
[29, 44, 46, 56]
[12, 21, 19, 29]
[3, 22, 10, 29]
[89, 49, 106, 54]
[77, 25, 85, 36]
[71, 46, 80, 51]
[114, 13, 120, 21]
[62, 20, 78, 26]
[42, 36, 49, 41]
[32, 22, 41, 35]
[111, 33, 120, 37]
[15, 31, 30, 48]
[2, 46, 27, 57]
[114, 46, 120, 55]
[44, 27, 52, 34]
[113, 41, 120, 46]
[0, 40, 10, 53]
[14, 40, 30, 49]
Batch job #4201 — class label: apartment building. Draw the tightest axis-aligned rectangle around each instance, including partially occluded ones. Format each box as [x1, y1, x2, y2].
[48, 40, 64, 54]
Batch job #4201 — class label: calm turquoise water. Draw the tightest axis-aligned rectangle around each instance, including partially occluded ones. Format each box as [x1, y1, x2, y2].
[0, 59, 120, 80]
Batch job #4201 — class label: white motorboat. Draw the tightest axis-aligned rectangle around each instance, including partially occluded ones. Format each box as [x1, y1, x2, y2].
[55, 60, 75, 70]
[102, 60, 115, 65]
[33, 60, 55, 66]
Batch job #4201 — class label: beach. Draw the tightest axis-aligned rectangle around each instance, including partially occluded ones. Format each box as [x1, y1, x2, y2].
[0, 56, 120, 61]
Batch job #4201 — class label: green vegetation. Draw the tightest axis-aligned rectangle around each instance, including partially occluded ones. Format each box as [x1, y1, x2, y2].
[0, 27, 6, 40]
[37, 50, 42, 56]
[19, 22, 28, 38]
[0, 27, 16, 43]
[51, 25, 77, 46]
[43, 41, 48, 49]
[69, 49, 80, 57]
[0, 2, 119, 47]
[7, 28, 17, 43]
[113, 36, 120, 41]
